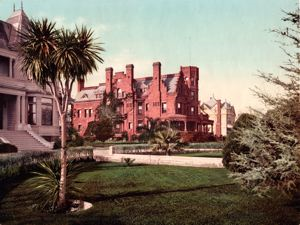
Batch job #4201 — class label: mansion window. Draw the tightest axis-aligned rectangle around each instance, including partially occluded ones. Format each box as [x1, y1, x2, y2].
[28, 97, 37, 125]
[41, 98, 53, 125]
[117, 88, 123, 98]
[77, 109, 81, 118]
[191, 76, 195, 86]
[138, 120, 143, 127]
[128, 122, 133, 130]
[138, 102, 143, 115]
[191, 106, 195, 115]
[191, 91, 195, 100]
[84, 109, 89, 118]
[0, 56, 9, 77]
[89, 109, 93, 117]
[78, 125, 82, 132]
[162, 102, 167, 113]
[176, 103, 182, 114]
[145, 103, 149, 111]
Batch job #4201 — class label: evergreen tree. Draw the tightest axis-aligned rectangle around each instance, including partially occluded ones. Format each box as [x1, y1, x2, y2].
[228, 9, 300, 197]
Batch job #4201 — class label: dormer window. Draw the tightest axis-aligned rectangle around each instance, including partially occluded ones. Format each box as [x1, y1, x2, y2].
[82, 93, 88, 99]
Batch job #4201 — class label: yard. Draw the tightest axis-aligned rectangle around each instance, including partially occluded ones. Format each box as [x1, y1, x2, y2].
[0, 162, 299, 225]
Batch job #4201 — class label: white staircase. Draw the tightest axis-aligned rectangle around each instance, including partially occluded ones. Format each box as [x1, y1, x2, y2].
[0, 130, 52, 151]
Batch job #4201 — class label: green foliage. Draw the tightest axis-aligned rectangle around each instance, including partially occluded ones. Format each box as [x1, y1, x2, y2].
[85, 118, 114, 142]
[150, 128, 183, 155]
[227, 9, 300, 197]
[53, 127, 84, 149]
[27, 160, 87, 211]
[0, 152, 56, 181]
[67, 146, 94, 161]
[186, 142, 224, 149]
[0, 143, 18, 153]
[223, 113, 256, 171]
[137, 118, 168, 142]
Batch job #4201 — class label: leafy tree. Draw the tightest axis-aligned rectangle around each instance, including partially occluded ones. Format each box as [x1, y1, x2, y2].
[95, 92, 124, 125]
[222, 113, 256, 171]
[85, 118, 114, 142]
[18, 19, 104, 208]
[227, 10, 300, 197]
[150, 127, 182, 155]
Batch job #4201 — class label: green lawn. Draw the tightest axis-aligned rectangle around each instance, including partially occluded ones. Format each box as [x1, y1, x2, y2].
[0, 162, 299, 225]
[175, 151, 223, 158]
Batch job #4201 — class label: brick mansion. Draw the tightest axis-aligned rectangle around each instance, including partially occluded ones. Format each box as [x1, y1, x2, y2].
[73, 62, 218, 140]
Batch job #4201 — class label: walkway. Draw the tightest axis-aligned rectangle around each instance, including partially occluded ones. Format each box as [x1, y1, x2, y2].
[94, 148, 223, 168]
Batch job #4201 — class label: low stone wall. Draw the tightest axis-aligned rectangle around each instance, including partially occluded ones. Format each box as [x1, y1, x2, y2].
[94, 147, 223, 168]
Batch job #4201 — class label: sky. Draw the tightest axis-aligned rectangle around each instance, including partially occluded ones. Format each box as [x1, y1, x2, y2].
[0, 0, 298, 114]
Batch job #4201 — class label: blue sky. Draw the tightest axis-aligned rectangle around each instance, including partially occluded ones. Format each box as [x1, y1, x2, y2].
[0, 0, 297, 113]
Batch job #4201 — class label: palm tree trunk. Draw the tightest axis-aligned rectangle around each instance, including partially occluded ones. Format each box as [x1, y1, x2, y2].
[58, 114, 67, 209]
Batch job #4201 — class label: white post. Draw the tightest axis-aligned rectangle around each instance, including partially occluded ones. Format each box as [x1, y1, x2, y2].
[15, 95, 20, 130]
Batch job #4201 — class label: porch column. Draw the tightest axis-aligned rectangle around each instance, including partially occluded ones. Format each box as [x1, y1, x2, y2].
[184, 121, 187, 132]
[21, 95, 26, 125]
[9, 58, 13, 78]
[15, 95, 21, 129]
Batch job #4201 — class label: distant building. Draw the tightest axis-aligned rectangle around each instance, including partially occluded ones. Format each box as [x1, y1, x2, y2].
[73, 62, 213, 140]
[0, 7, 59, 150]
[201, 96, 236, 137]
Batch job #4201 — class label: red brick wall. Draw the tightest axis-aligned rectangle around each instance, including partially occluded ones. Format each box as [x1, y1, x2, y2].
[73, 62, 213, 140]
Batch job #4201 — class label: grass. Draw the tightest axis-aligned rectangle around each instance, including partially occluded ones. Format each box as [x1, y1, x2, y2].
[174, 151, 223, 158]
[0, 162, 300, 225]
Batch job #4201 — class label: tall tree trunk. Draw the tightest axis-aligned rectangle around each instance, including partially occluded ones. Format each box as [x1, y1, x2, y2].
[58, 114, 67, 209]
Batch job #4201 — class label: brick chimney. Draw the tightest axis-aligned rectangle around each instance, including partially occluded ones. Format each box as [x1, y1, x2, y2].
[153, 62, 161, 90]
[216, 99, 222, 138]
[77, 79, 84, 92]
[126, 64, 134, 90]
[105, 67, 113, 93]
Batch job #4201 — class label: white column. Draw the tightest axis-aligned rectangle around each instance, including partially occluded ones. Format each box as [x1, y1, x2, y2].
[21, 95, 26, 125]
[15, 95, 20, 130]
[9, 58, 13, 78]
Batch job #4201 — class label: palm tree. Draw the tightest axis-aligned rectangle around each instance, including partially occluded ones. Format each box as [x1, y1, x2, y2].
[150, 127, 182, 155]
[18, 19, 104, 209]
[138, 117, 167, 141]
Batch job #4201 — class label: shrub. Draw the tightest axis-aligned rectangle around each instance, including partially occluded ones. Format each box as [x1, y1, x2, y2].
[222, 113, 256, 171]
[27, 159, 88, 212]
[0, 151, 57, 181]
[0, 143, 18, 153]
[67, 146, 94, 161]
[122, 157, 135, 166]
[85, 119, 114, 142]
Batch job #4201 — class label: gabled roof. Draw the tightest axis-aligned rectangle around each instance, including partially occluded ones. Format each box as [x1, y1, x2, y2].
[203, 96, 217, 109]
[75, 84, 106, 102]
[6, 9, 29, 34]
[0, 9, 29, 50]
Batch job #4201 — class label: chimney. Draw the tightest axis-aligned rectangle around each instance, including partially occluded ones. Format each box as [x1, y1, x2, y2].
[105, 67, 113, 93]
[153, 62, 161, 90]
[216, 100, 222, 138]
[126, 64, 134, 80]
[77, 79, 84, 92]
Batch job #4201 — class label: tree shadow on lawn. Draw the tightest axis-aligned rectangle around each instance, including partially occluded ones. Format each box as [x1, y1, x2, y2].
[84, 183, 236, 202]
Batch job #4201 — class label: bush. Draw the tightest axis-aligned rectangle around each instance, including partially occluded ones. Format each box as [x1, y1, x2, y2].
[27, 159, 88, 212]
[222, 113, 256, 171]
[122, 157, 135, 166]
[0, 151, 57, 181]
[67, 146, 94, 161]
[186, 142, 224, 149]
[0, 143, 18, 153]
[85, 119, 114, 142]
